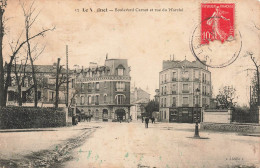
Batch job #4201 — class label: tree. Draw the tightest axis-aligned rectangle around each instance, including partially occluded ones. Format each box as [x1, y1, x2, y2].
[216, 85, 237, 108]
[145, 100, 159, 117]
[54, 58, 69, 108]
[0, 0, 54, 107]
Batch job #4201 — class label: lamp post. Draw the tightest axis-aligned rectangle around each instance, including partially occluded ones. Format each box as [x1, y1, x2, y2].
[194, 88, 200, 138]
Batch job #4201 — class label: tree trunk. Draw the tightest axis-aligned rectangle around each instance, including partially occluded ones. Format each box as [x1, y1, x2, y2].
[0, 8, 5, 107]
[55, 58, 60, 108]
[17, 84, 22, 106]
[26, 23, 38, 107]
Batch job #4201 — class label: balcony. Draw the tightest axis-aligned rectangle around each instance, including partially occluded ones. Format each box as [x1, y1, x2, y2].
[182, 90, 189, 94]
[182, 104, 189, 107]
[194, 78, 200, 82]
[172, 78, 177, 81]
[182, 78, 189, 81]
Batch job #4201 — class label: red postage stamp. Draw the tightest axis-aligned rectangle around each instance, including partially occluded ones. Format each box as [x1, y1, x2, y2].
[201, 3, 235, 45]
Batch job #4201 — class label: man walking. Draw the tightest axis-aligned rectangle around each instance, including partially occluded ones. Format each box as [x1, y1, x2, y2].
[145, 117, 149, 128]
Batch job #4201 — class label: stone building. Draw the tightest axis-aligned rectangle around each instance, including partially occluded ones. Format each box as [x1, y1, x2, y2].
[74, 58, 131, 122]
[130, 87, 150, 120]
[159, 59, 212, 123]
[5, 64, 73, 107]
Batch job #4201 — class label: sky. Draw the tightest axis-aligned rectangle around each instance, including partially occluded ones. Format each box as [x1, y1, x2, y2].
[3, 0, 260, 106]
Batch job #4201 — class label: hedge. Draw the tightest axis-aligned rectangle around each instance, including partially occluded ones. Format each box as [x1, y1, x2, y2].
[0, 107, 66, 129]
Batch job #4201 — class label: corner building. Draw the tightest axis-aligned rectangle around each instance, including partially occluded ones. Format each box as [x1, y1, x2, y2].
[75, 59, 131, 122]
[159, 59, 212, 123]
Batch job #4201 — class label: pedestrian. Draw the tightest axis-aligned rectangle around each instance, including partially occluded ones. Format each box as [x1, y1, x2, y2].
[145, 117, 149, 128]
[151, 117, 155, 124]
[142, 116, 144, 123]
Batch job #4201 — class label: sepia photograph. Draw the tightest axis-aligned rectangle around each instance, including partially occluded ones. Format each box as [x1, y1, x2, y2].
[0, 0, 259, 167]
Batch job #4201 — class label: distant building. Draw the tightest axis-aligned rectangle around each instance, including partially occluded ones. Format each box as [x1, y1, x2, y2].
[159, 59, 212, 123]
[130, 87, 150, 120]
[5, 63, 73, 107]
[74, 58, 131, 122]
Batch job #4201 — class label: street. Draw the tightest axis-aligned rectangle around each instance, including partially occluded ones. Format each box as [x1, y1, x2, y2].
[0, 121, 259, 168]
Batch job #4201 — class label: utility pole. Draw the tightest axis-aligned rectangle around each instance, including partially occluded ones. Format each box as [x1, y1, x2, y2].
[55, 58, 61, 108]
[66, 45, 69, 107]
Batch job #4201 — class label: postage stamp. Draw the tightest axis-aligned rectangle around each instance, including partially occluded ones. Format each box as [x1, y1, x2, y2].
[201, 3, 235, 45]
[189, 2, 242, 68]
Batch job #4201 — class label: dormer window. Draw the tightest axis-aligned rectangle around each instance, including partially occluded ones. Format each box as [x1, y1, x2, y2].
[116, 64, 125, 76]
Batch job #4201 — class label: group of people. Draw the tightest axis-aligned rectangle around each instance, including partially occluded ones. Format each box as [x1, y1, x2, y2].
[142, 116, 155, 128]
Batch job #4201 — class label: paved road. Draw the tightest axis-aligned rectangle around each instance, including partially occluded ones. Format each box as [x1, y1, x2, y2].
[62, 122, 260, 168]
[0, 121, 259, 168]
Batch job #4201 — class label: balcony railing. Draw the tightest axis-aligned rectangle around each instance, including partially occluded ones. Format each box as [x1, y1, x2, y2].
[172, 78, 177, 81]
[182, 104, 189, 107]
[182, 78, 189, 81]
[182, 90, 189, 93]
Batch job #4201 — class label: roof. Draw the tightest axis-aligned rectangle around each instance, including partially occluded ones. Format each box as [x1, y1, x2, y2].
[5, 64, 72, 74]
[162, 59, 208, 71]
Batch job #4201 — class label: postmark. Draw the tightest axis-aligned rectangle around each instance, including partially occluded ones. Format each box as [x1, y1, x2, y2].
[190, 3, 242, 68]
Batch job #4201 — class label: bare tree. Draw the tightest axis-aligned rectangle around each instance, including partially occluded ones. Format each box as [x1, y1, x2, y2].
[0, 0, 54, 107]
[21, 1, 54, 107]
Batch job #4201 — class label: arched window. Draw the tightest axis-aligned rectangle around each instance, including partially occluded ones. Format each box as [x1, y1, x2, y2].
[116, 64, 125, 76]
[104, 94, 107, 103]
[116, 94, 125, 105]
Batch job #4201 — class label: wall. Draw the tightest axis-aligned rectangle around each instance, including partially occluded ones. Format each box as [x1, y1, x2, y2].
[200, 122, 260, 133]
[202, 109, 232, 123]
[0, 107, 67, 129]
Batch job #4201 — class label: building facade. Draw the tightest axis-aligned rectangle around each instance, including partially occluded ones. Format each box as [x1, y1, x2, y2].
[74, 58, 131, 122]
[159, 59, 212, 123]
[5, 64, 73, 107]
[130, 87, 150, 120]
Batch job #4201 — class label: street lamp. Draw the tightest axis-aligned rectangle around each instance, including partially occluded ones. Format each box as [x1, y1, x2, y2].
[194, 88, 200, 138]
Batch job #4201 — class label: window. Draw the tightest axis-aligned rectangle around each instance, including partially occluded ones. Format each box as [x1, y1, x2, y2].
[88, 83, 92, 91]
[88, 96, 91, 105]
[161, 75, 163, 84]
[71, 79, 74, 88]
[164, 86, 167, 95]
[37, 91, 41, 100]
[22, 91, 27, 102]
[172, 84, 176, 93]
[164, 111, 166, 119]
[161, 98, 163, 107]
[118, 68, 124, 76]
[80, 96, 85, 105]
[95, 109, 99, 118]
[95, 95, 99, 105]
[104, 81, 107, 89]
[49, 91, 55, 101]
[161, 87, 164, 95]
[172, 72, 177, 81]
[116, 95, 125, 105]
[104, 94, 107, 103]
[96, 82, 100, 90]
[116, 82, 125, 91]
[183, 97, 188, 105]
[8, 91, 15, 101]
[183, 71, 189, 79]
[81, 83, 84, 91]
[195, 70, 199, 79]
[183, 84, 189, 93]
[164, 74, 167, 82]
[91, 95, 95, 104]
[164, 98, 166, 107]
[172, 97, 176, 107]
